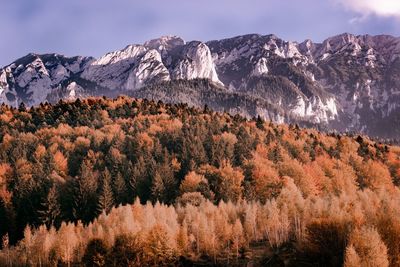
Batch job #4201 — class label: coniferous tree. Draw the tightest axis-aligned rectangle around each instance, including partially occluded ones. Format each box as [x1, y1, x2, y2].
[145, 224, 175, 265]
[72, 160, 98, 223]
[97, 168, 114, 215]
[82, 238, 108, 267]
[344, 245, 361, 267]
[0, 196, 16, 245]
[265, 130, 275, 145]
[18, 102, 27, 112]
[347, 227, 389, 267]
[234, 126, 253, 165]
[38, 185, 61, 228]
[157, 158, 177, 204]
[136, 157, 156, 202]
[151, 172, 165, 202]
[256, 115, 265, 130]
[268, 144, 283, 164]
[125, 162, 137, 200]
[108, 234, 142, 266]
[113, 171, 127, 205]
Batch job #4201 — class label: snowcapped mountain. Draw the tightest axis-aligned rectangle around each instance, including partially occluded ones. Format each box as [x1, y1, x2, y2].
[1, 33, 400, 138]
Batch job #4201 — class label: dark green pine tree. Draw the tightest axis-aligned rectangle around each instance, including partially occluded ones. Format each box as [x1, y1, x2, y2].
[43, 150, 55, 177]
[268, 144, 283, 164]
[82, 238, 109, 267]
[0, 198, 17, 245]
[153, 157, 177, 204]
[124, 162, 136, 201]
[151, 171, 165, 202]
[265, 130, 275, 145]
[234, 126, 253, 166]
[72, 160, 98, 224]
[38, 185, 61, 228]
[18, 102, 27, 112]
[256, 115, 265, 130]
[204, 130, 215, 163]
[136, 156, 155, 202]
[97, 168, 114, 215]
[113, 172, 127, 205]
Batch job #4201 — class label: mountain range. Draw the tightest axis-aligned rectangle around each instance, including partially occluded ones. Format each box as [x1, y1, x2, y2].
[1, 33, 400, 138]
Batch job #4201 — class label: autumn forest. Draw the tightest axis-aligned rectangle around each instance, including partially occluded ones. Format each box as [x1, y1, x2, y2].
[0, 97, 399, 266]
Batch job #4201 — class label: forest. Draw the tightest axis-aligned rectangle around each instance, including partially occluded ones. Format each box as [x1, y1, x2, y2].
[0, 96, 399, 266]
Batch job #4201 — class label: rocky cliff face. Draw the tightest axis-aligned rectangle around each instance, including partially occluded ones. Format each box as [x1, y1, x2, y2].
[206, 33, 400, 137]
[1, 33, 400, 138]
[81, 45, 170, 90]
[0, 53, 93, 106]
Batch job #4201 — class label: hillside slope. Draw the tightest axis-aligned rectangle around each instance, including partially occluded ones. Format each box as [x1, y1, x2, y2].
[0, 96, 399, 266]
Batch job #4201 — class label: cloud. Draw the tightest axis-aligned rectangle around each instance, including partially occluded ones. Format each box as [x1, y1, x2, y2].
[335, 0, 400, 17]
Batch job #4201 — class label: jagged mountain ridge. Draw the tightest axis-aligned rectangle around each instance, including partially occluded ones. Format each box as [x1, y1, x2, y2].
[1, 33, 400, 138]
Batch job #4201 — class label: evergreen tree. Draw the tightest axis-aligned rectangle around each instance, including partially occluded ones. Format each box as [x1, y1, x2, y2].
[234, 126, 253, 165]
[38, 185, 61, 228]
[151, 172, 165, 202]
[97, 168, 114, 215]
[265, 130, 275, 145]
[136, 157, 156, 202]
[18, 102, 27, 112]
[72, 160, 98, 223]
[113, 172, 127, 205]
[82, 238, 108, 267]
[145, 224, 175, 265]
[268, 144, 283, 164]
[108, 234, 141, 266]
[125, 162, 137, 200]
[256, 115, 265, 130]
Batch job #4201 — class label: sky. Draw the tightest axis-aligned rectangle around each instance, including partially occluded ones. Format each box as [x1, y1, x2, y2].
[1, 0, 400, 67]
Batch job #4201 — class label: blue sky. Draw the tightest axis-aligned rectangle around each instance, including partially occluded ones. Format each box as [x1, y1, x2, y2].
[1, 0, 400, 66]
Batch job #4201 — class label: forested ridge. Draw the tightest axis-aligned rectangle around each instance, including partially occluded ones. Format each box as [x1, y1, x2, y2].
[0, 96, 400, 266]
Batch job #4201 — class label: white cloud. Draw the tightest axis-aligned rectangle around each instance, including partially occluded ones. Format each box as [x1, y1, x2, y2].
[336, 0, 400, 17]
